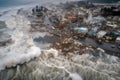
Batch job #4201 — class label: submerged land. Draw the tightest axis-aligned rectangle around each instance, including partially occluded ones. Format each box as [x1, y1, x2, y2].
[0, 1, 120, 80]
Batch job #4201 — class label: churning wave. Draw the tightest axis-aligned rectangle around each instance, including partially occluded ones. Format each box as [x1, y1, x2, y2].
[0, 48, 120, 80]
[0, 9, 41, 71]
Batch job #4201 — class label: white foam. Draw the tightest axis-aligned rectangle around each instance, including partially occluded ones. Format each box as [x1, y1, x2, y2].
[0, 46, 41, 70]
[43, 48, 58, 58]
[0, 9, 42, 71]
[69, 73, 83, 80]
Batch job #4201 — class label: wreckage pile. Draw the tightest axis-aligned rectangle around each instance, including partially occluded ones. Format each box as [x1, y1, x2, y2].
[27, 3, 91, 56]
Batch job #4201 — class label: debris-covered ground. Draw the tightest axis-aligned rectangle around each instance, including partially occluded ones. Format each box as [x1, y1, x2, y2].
[0, 1, 120, 80]
[0, 49, 120, 80]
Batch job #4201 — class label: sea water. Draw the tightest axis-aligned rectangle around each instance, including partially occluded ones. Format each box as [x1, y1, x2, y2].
[0, 0, 119, 9]
[0, 0, 37, 8]
[0, 0, 76, 9]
